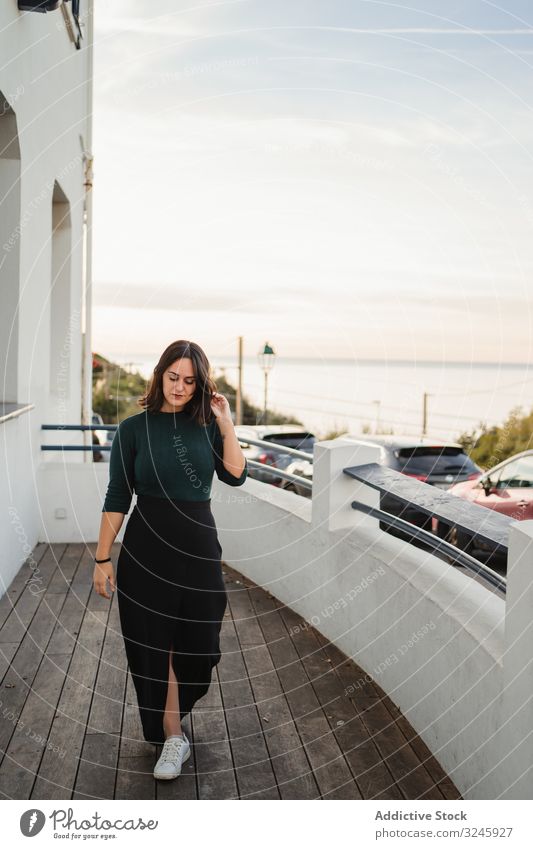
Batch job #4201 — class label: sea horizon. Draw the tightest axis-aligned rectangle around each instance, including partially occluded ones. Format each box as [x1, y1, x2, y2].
[110, 353, 533, 441]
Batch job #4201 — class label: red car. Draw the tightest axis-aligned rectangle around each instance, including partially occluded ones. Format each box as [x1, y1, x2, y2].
[433, 449, 533, 572]
[443, 449, 533, 520]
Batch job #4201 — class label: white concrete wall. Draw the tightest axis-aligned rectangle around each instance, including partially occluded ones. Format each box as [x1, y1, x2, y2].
[0, 3, 91, 421]
[0, 3, 93, 597]
[0, 409, 40, 595]
[31, 437, 532, 799]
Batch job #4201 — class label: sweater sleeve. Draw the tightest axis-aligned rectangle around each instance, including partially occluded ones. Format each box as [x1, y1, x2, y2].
[102, 420, 135, 513]
[213, 423, 248, 487]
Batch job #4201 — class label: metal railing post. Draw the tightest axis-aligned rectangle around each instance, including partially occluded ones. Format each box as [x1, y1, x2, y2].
[498, 519, 533, 798]
[311, 439, 382, 532]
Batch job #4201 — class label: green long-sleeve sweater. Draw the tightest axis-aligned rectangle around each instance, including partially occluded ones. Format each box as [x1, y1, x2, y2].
[102, 410, 248, 513]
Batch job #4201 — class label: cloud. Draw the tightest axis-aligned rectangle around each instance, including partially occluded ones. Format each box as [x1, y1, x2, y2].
[93, 281, 292, 314]
[328, 28, 533, 35]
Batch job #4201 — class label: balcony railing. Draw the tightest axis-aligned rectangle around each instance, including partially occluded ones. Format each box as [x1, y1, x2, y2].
[344, 462, 509, 595]
[40, 424, 314, 490]
[41, 425, 509, 581]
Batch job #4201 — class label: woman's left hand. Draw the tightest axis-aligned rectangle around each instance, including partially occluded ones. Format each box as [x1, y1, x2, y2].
[211, 392, 232, 424]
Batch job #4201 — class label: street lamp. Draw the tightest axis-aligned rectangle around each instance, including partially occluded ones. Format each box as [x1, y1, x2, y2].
[257, 342, 276, 425]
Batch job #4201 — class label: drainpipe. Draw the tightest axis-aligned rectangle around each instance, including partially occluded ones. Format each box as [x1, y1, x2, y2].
[80, 0, 94, 461]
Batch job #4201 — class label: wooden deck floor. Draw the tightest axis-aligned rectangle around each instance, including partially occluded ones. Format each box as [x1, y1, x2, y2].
[0, 543, 461, 800]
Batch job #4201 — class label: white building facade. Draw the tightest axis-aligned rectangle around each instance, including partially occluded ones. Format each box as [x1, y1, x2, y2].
[0, 0, 94, 595]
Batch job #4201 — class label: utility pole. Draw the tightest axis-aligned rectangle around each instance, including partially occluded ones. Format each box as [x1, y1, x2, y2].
[235, 336, 243, 425]
[422, 391, 430, 436]
[372, 399, 381, 434]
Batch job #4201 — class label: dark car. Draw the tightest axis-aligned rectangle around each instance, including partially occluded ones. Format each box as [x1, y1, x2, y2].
[276, 433, 481, 512]
[343, 434, 482, 541]
[235, 425, 316, 486]
[277, 434, 482, 548]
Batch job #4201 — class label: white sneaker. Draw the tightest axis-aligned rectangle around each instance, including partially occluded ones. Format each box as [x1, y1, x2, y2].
[153, 732, 191, 780]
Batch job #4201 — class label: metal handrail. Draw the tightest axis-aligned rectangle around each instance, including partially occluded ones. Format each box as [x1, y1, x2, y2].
[41, 424, 117, 431]
[350, 500, 506, 594]
[236, 435, 314, 461]
[41, 423, 114, 452]
[41, 426, 315, 461]
[39, 425, 314, 488]
[41, 426, 313, 461]
[246, 459, 312, 490]
[41, 445, 110, 451]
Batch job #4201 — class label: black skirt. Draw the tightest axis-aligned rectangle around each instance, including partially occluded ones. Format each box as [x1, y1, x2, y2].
[116, 494, 227, 745]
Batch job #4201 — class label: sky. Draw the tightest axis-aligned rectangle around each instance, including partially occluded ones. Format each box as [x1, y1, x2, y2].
[91, 0, 533, 367]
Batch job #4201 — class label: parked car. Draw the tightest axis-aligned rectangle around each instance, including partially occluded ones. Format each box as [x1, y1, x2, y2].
[235, 425, 316, 486]
[343, 434, 482, 543]
[280, 458, 313, 495]
[271, 433, 482, 513]
[277, 433, 482, 546]
[433, 449, 533, 571]
[100, 428, 116, 460]
[91, 412, 114, 463]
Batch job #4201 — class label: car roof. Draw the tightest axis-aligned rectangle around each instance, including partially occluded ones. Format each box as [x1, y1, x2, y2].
[482, 448, 533, 476]
[345, 433, 464, 450]
[235, 424, 315, 437]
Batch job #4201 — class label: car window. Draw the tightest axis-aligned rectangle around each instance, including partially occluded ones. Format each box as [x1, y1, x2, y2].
[495, 456, 533, 488]
[262, 434, 315, 451]
[395, 446, 479, 475]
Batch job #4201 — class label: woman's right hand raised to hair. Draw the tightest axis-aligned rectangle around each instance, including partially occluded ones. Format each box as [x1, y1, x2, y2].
[93, 560, 116, 599]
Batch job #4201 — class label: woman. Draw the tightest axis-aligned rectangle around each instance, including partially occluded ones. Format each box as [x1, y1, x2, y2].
[93, 340, 248, 780]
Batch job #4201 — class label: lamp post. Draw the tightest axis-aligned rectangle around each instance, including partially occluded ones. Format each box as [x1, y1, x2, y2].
[258, 342, 276, 425]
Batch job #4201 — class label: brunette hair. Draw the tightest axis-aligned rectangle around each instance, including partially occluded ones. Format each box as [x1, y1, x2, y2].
[138, 340, 217, 425]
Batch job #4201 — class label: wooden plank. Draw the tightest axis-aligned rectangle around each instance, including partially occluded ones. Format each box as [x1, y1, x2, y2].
[355, 697, 446, 799]
[115, 673, 156, 799]
[47, 543, 84, 594]
[247, 583, 359, 799]
[0, 653, 70, 799]
[277, 603, 404, 800]
[72, 584, 127, 800]
[0, 544, 67, 645]
[45, 542, 99, 660]
[84, 590, 126, 736]
[315, 632, 459, 799]
[0, 543, 47, 630]
[391, 709, 462, 800]
[217, 607, 279, 799]
[73, 732, 121, 800]
[30, 548, 113, 799]
[191, 667, 238, 800]
[0, 592, 65, 760]
[115, 758, 156, 800]
[116, 671, 152, 759]
[0, 544, 92, 796]
[0, 643, 19, 681]
[226, 574, 319, 799]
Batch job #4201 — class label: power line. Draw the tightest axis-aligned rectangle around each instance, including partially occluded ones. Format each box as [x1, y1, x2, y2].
[263, 399, 483, 434]
[415, 374, 533, 397]
[245, 383, 492, 424]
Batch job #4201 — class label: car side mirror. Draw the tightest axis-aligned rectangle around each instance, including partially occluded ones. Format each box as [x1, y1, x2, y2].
[481, 476, 495, 496]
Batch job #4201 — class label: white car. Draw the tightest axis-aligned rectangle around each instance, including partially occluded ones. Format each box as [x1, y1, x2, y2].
[235, 424, 316, 486]
[91, 412, 111, 462]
